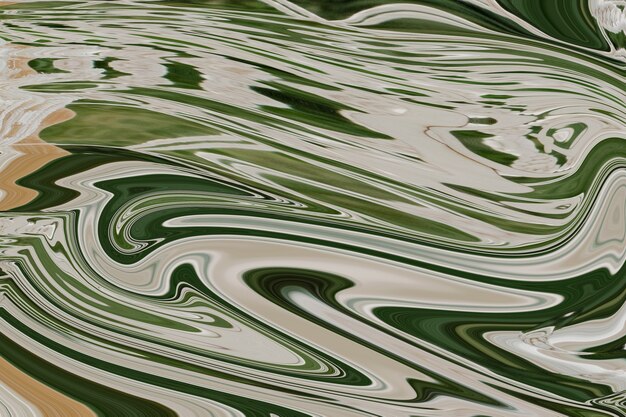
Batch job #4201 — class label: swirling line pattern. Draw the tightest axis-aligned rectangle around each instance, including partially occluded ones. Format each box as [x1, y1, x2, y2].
[0, 0, 624, 416]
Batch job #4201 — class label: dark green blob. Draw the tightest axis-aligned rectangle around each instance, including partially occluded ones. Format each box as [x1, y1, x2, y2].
[387, 88, 428, 97]
[28, 57, 69, 74]
[368, 18, 485, 37]
[142, 0, 276, 12]
[252, 82, 392, 139]
[605, 29, 626, 51]
[583, 333, 626, 361]
[94, 57, 130, 80]
[468, 117, 497, 125]
[497, 0, 610, 51]
[163, 60, 204, 90]
[244, 267, 354, 312]
[22, 82, 100, 92]
[451, 129, 518, 166]
[0, 324, 177, 417]
[227, 56, 339, 91]
[164, 264, 233, 329]
[37, 22, 72, 29]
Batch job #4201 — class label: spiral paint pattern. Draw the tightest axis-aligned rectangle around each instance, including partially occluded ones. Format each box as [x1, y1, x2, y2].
[0, 0, 624, 416]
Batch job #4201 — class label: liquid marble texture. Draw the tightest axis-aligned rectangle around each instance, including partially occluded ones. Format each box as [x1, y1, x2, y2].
[0, 0, 624, 416]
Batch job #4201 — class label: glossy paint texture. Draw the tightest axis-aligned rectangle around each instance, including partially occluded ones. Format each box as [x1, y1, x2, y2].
[0, 0, 624, 416]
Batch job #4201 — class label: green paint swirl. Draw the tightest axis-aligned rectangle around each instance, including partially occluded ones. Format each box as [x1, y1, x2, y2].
[0, 0, 624, 416]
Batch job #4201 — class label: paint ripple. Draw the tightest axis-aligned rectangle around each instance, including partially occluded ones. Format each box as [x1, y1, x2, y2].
[0, 0, 625, 416]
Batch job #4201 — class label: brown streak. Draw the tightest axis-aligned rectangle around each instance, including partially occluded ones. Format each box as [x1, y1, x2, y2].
[0, 109, 74, 211]
[0, 46, 74, 211]
[0, 357, 96, 417]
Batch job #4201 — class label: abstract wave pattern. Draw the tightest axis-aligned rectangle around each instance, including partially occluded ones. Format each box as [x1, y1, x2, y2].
[0, 0, 624, 416]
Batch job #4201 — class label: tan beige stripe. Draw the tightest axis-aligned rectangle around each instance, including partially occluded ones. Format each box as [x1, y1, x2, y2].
[0, 357, 96, 417]
[0, 42, 74, 210]
[0, 16, 88, 411]
[0, 109, 73, 211]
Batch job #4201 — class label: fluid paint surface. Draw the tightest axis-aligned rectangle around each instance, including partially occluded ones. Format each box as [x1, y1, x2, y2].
[0, 1, 624, 416]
